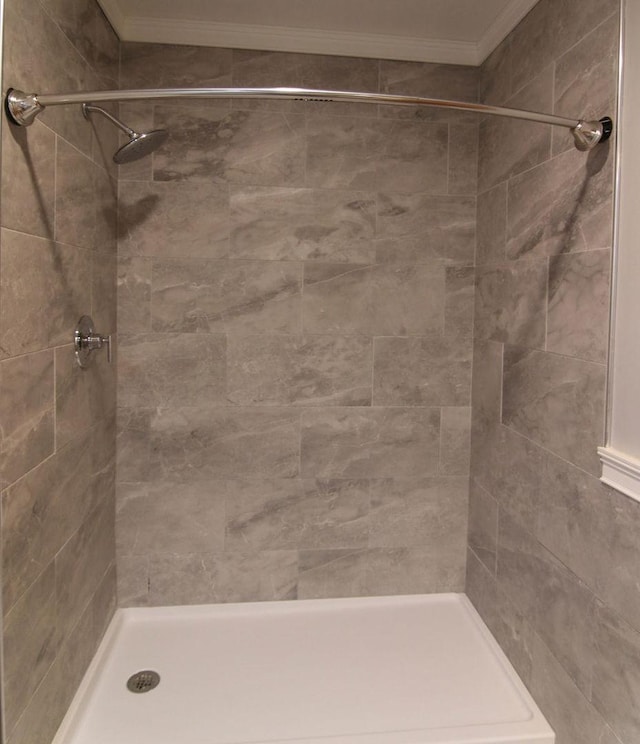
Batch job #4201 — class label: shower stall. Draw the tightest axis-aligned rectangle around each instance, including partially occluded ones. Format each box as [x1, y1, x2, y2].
[0, 0, 628, 743]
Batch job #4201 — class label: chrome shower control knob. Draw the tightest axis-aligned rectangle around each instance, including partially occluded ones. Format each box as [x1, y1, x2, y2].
[74, 315, 112, 368]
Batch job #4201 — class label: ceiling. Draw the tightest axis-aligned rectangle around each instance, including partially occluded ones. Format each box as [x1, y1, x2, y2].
[98, 0, 540, 66]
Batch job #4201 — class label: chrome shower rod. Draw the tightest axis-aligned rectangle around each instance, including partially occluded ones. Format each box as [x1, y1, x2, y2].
[5, 86, 613, 151]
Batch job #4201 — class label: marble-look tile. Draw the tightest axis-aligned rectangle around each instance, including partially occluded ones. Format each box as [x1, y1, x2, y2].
[120, 42, 232, 88]
[305, 117, 380, 189]
[498, 513, 598, 697]
[448, 125, 479, 195]
[229, 186, 375, 262]
[91, 5, 119, 84]
[476, 182, 507, 266]
[478, 67, 553, 192]
[510, 0, 617, 97]
[297, 549, 368, 598]
[227, 335, 371, 406]
[93, 165, 117, 252]
[117, 481, 225, 556]
[374, 119, 449, 193]
[552, 14, 619, 155]
[92, 416, 117, 502]
[592, 603, 640, 744]
[92, 250, 117, 335]
[40, 0, 94, 73]
[118, 180, 230, 258]
[373, 337, 471, 406]
[0, 229, 92, 357]
[445, 266, 475, 338]
[376, 193, 476, 266]
[530, 633, 613, 744]
[470, 340, 503, 432]
[439, 407, 471, 476]
[379, 60, 479, 122]
[41, 0, 119, 85]
[118, 333, 226, 407]
[364, 545, 466, 594]
[298, 545, 465, 598]
[232, 50, 378, 118]
[475, 426, 543, 534]
[303, 263, 445, 336]
[2, 429, 98, 612]
[502, 346, 606, 474]
[3, 564, 58, 734]
[368, 476, 467, 548]
[153, 105, 306, 187]
[1, 121, 55, 239]
[468, 479, 498, 573]
[474, 260, 548, 349]
[55, 139, 100, 249]
[0, 350, 54, 488]
[225, 478, 369, 551]
[547, 249, 611, 362]
[5, 653, 66, 744]
[147, 550, 298, 605]
[116, 408, 151, 483]
[117, 256, 151, 332]
[538, 451, 640, 633]
[90, 564, 117, 641]
[55, 496, 115, 635]
[506, 145, 614, 260]
[301, 408, 440, 478]
[3, 0, 92, 156]
[465, 549, 536, 685]
[507, 1, 557, 97]
[151, 258, 302, 335]
[479, 36, 511, 106]
[55, 343, 114, 448]
[148, 407, 300, 480]
[117, 554, 149, 608]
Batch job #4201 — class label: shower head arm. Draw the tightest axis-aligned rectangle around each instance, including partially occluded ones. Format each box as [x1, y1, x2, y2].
[82, 103, 137, 137]
[4, 86, 614, 151]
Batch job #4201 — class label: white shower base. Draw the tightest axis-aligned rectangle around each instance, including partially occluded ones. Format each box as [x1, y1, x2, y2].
[53, 594, 554, 744]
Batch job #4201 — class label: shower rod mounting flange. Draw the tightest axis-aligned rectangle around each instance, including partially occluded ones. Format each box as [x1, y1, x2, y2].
[4, 86, 614, 152]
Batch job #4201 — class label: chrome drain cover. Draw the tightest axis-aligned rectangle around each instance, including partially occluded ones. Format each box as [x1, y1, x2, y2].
[126, 670, 160, 693]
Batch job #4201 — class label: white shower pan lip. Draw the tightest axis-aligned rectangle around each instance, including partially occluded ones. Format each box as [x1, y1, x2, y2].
[53, 593, 554, 744]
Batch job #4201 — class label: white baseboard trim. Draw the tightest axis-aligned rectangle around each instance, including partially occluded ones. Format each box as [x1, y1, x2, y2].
[598, 446, 640, 504]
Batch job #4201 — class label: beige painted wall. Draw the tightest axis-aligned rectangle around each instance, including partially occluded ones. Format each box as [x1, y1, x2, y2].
[0, 0, 119, 741]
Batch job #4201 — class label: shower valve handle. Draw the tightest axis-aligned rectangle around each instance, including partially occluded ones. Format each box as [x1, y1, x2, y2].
[83, 333, 112, 361]
[74, 315, 112, 368]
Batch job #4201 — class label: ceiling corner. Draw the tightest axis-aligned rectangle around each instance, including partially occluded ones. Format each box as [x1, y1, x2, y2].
[477, 0, 540, 63]
[98, 0, 127, 40]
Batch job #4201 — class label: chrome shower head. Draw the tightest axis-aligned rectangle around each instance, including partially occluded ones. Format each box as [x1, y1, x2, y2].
[82, 103, 168, 164]
[113, 129, 169, 164]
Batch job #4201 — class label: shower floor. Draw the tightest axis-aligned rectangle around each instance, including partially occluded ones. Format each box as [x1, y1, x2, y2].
[52, 594, 554, 744]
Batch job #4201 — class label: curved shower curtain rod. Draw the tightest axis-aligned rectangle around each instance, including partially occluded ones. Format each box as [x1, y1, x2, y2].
[5, 86, 613, 151]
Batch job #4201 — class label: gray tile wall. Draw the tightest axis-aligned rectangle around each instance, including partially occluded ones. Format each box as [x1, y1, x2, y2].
[116, 44, 478, 605]
[0, 0, 119, 741]
[465, 2, 638, 744]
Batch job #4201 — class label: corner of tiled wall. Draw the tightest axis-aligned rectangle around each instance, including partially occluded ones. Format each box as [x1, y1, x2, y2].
[466, 1, 639, 743]
[0, 0, 119, 741]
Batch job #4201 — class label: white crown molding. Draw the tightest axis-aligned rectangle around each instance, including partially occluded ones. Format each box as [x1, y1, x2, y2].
[477, 0, 540, 63]
[119, 16, 480, 65]
[598, 447, 640, 504]
[98, 0, 539, 67]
